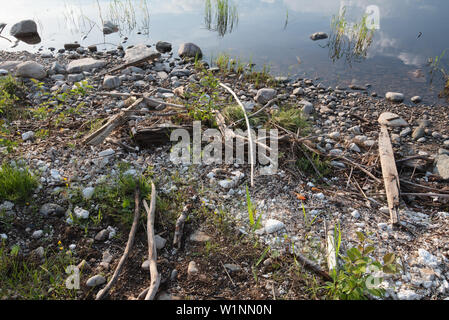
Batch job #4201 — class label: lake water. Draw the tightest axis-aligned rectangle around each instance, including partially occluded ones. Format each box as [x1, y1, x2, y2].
[1, 0, 449, 105]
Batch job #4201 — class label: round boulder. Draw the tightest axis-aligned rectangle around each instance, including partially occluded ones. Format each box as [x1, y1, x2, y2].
[178, 42, 202, 59]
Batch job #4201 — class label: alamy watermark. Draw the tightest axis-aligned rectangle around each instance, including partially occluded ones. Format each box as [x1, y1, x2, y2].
[340, 1, 380, 30]
[169, 121, 279, 175]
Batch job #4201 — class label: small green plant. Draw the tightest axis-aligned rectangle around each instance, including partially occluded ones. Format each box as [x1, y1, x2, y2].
[271, 108, 310, 133]
[0, 242, 79, 299]
[296, 152, 331, 178]
[0, 75, 26, 120]
[324, 231, 401, 300]
[0, 162, 38, 203]
[185, 70, 221, 125]
[246, 185, 262, 230]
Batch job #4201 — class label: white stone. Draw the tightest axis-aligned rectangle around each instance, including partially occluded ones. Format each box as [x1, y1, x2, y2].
[86, 275, 106, 287]
[264, 219, 285, 234]
[74, 207, 89, 219]
[21, 131, 34, 141]
[351, 210, 361, 219]
[385, 92, 404, 103]
[378, 112, 408, 127]
[187, 261, 199, 276]
[32, 230, 43, 239]
[0, 233, 8, 240]
[82, 187, 95, 200]
[418, 249, 439, 268]
[397, 289, 420, 300]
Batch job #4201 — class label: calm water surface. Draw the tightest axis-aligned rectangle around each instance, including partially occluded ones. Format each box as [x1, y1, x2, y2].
[1, 0, 449, 105]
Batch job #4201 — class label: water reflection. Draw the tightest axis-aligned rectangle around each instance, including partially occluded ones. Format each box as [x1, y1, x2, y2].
[204, 0, 239, 37]
[325, 7, 375, 65]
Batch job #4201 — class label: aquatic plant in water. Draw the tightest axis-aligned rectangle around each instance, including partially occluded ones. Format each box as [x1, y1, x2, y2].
[204, 0, 239, 37]
[326, 8, 375, 65]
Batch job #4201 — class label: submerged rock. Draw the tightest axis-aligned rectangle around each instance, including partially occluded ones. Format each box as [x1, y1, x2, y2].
[103, 21, 119, 35]
[156, 41, 172, 53]
[310, 32, 328, 40]
[10, 20, 41, 44]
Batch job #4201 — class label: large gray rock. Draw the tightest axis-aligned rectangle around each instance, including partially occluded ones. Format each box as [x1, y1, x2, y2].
[10, 20, 41, 44]
[67, 58, 107, 74]
[124, 44, 160, 64]
[434, 154, 449, 180]
[299, 99, 314, 115]
[40, 203, 65, 217]
[378, 112, 409, 127]
[178, 42, 202, 59]
[15, 61, 46, 79]
[385, 92, 405, 103]
[255, 88, 277, 105]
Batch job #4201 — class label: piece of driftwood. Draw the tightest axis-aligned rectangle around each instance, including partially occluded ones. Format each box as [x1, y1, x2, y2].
[294, 253, 332, 282]
[143, 182, 161, 300]
[325, 221, 338, 272]
[83, 98, 143, 145]
[96, 91, 186, 109]
[105, 137, 137, 153]
[95, 189, 141, 300]
[378, 125, 401, 225]
[134, 124, 192, 148]
[97, 52, 161, 77]
[173, 205, 190, 249]
[219, 82, 255, 187]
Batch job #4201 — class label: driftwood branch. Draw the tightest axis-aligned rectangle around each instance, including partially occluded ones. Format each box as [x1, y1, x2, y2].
[378, 125, 401, 225]
[219, 82, 255, 187]
[95, 189, 141, 300]
[83, 98, 143, 145]
[294, 253, 332, 282]
[143, 182, 161, 300]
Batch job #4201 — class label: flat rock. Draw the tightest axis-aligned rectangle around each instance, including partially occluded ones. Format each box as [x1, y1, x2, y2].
[0, 61, 21, 72]
[124, 44, 160, 64]
[40, 203, 65, 217]
[67, 58, 107, 74]
[378, 112, 408, 127]
[16, 61, 46, 79]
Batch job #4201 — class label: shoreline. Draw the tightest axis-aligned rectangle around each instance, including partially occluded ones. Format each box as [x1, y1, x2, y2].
[1, 42, 449, 301]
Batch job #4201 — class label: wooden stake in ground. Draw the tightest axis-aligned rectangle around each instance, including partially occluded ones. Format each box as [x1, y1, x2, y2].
[173, 204, 190, 249]
[378, 125, 401, 225]
[324, 221, 338, 273]
[143, 182, 161, 300]
[95, 189, 141, 300]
